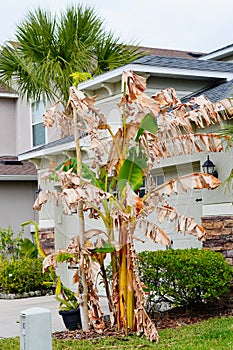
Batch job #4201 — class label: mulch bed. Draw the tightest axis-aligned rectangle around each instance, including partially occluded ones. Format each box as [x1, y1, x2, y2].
[153, 301, 233, 330]
[53, 328, 125, 341]
[53, 289, 233, 341]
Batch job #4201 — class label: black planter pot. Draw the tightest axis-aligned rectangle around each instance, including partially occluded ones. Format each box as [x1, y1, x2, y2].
[59, 308, 82, 330]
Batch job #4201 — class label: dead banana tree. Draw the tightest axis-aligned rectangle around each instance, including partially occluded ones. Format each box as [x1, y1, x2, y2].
[34, 71, 232, 342]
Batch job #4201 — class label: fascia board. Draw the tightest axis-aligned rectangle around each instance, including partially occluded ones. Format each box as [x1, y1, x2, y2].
[0, 175, 37, 181]
[18, 130, 93, 161]
[0, 92, 18, 98]
[18, 140, 76, 161]
[78, 64, 133, 90]
[133, 64, 233, 81]
[201, 47, 233, 61]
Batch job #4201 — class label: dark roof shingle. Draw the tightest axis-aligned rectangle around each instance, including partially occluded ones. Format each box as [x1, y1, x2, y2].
[0, 156, 37, 176]
[133, 55, 233, 73]
[138, 47, 205, 59]
[182, 80, 233, 103]
[0, 84, 17, 94]
[19, 135, 75, 157]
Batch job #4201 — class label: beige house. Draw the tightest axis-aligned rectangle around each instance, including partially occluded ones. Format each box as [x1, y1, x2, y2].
[14, 44, 233, 284]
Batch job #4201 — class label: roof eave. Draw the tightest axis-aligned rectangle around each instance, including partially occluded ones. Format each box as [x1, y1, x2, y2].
[201, 46, 233, 61]
[78, 63, 233, 91]
[18, 140, 77, 161]
[0, 175, 37, 181]
[0, 92, 18, 98]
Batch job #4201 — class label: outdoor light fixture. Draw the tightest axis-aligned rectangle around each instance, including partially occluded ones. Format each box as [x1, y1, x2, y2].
[202, 155, 218, 178]
[34, 185, 42, 202]
[35, 185, 42, 196]
[30, 224, 36, 242]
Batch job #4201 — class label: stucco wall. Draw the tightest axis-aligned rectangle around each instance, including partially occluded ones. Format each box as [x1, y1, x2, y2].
[0, 97, 17, 155]
[15, 98, 32, 155]
[0, 181, 38, 234]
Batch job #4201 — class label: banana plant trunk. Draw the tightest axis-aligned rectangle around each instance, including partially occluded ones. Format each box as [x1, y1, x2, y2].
[117, 218, 134, 332]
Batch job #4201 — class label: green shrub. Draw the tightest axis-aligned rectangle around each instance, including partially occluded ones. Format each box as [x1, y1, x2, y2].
[19, 238, 38, 258]
[0, 227, 23, 259]
[0, 257, 51, 294]
[137, 248, 233, 308]
[0, 227, 38, 260]
[0, 258, 8, 275]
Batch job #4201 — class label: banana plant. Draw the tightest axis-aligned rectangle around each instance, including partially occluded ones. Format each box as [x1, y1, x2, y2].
[34, 71, 232, 341]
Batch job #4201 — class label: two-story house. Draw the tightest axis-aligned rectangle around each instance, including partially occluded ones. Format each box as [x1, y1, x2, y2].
[12, 44, 233, 286]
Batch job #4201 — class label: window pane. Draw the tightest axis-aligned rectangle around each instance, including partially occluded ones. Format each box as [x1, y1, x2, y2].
[32, 101, 45, 124]
[152, 174, 165, 187]
[157, 175, 164, 186]
[33, 123, 45, 147]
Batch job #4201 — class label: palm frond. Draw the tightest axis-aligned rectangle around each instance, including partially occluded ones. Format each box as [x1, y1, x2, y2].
[0, 5, 139, 104]
[94, 32, 141, 75]
[219, 124, 233, 144]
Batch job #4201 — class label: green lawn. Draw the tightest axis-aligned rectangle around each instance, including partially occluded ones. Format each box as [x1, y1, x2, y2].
[1, 316, 233, 349]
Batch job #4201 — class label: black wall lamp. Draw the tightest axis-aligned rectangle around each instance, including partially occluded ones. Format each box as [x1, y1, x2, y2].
[35, 185, 42, 196]
[202, 155, 218, 178]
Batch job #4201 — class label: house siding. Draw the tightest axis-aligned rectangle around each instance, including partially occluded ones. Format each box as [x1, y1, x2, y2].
[0, 181, 38, 234]
[0, 98, 17, 155]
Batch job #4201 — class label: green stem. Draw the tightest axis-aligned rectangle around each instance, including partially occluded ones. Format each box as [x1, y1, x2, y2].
[107, 126, 123, 162]
[21, 220, 46, 259]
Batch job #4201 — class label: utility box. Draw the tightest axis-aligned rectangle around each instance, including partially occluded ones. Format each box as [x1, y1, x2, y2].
[20, 307, 52, 350]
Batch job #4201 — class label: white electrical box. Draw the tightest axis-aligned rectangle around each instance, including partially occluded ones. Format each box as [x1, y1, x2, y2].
[20, 307, 52, 350]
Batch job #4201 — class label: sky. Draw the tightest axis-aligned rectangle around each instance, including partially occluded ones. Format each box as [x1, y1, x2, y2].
[0, 0, 233, 54]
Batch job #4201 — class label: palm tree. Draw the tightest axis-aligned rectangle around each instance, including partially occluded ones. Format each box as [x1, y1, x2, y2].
[0, 5, 140, 106]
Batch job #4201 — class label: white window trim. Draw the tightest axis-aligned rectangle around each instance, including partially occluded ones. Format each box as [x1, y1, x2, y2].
[30, 100, 47, 148]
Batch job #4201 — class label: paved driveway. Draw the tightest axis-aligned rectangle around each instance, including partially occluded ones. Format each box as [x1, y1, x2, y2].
[0, 295, 66, 338]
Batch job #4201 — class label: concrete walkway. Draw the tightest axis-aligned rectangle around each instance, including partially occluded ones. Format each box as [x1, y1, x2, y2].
[0, 295, 109, 339]
[0, 295, 66, 338]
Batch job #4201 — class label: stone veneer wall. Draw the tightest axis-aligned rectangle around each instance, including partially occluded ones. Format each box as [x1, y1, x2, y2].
[38, 227, 55, 256]
[202, 216, 233, 265]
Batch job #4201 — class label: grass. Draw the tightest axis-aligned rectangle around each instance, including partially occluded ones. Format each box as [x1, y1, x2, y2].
[0, 316, 233, 349]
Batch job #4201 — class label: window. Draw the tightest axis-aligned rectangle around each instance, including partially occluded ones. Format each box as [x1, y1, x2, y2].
[31, 101, 46, 147]
[137, 174, 165, 198]
[153, 174, 165, 187]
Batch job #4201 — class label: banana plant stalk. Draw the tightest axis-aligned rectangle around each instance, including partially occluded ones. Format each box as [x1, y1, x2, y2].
[72, 104, 89, 331]
[116, 81, 135, 332]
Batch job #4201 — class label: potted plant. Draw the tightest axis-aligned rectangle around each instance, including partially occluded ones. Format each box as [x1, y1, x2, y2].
[56, 281, 81, 331]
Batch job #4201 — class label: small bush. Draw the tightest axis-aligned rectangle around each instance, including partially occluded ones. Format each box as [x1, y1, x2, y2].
[138, 248, 233, 308]
[0, 257, 51, 294]
[0, 227, 38, 260]
[0, 227, 23, 259]
[19, 238, 38, 258]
